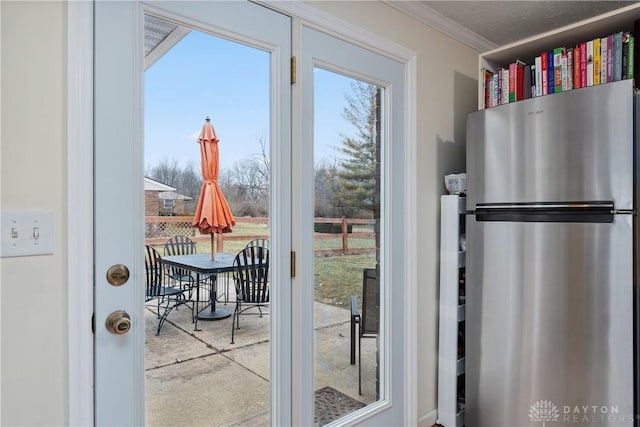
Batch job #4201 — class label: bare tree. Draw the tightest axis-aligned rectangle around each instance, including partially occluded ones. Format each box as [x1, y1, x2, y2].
[216, 135, 270, 217]
[314, 159, 341, 217]
[147, 156, 181, 188]
[179, 161, 202, 198]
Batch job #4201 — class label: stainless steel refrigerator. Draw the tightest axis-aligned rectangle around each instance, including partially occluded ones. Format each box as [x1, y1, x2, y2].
[465, 79, 639, 427]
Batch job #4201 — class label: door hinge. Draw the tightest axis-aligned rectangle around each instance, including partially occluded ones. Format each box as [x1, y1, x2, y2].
[91, 313, 95, 334]
[290, 56, 296, 85]
[291, 250, 296, 278]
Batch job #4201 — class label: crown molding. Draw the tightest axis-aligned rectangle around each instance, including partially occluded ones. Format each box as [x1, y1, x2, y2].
[383, 1, 497, 53]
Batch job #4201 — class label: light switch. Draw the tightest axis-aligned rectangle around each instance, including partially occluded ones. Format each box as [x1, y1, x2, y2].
[1, 210, 54, 257]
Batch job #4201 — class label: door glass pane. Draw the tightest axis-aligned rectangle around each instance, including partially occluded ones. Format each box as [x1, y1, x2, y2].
[144, 14, 271, 426]
[313, 67, 382, 424]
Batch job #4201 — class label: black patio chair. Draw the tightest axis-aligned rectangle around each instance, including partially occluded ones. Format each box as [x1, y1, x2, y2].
[145, 245, 190, 335]
[246, 238, 269, 249]
[163, 235, 211, 299]
[231, 245, 270, 344]
[350, 267, 379, 395]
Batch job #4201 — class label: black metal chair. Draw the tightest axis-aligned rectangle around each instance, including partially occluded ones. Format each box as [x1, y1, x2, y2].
[163, 235, 211, 299]
[350, 267, 379, 395]
[145, 245, 189, 335]
[231, 245, 270, 344]
[246, 238, 269, 249]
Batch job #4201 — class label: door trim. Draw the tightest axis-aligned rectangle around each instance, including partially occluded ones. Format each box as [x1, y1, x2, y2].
[67, 1, 94, 425]
[67, 2, 417, 425]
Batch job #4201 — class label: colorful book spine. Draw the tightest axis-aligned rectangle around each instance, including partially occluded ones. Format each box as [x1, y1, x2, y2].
[501, 68, 509, 105]
[567, 49, 573, 90]
[491, 73, 499, 107]
[600, 36, 608, 83]
[548, 50, 555, 93]
[509, 62, 517, 102]
[516, 60, 525, 101]
[541, 52, 549, 95]
[580, 42, 587, 88]
[483, 68, 491, 109]
[530, 64, 536, 97]
[561, 52, 568, 91]
[623, 32, 630, 80]
[593, 38, 601, 85]
[607, 34, 614, 83]
[497, 68, 503, 105]
[614, 31, 623, 81]
[535, 56, 543, 96]
[553, 47, 563, 92]
[586, 40, 594, 86]
[573, 46, 581, 89]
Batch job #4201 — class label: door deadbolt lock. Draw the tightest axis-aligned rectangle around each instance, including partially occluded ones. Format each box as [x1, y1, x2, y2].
[106, 264, 130, 286]
[106, 310, 131, 335]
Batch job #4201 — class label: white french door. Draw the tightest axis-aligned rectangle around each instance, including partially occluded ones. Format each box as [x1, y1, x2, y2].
[94, 1, 291, 425]
[95, 2, 410, 426]
[293, 24, 408, 425]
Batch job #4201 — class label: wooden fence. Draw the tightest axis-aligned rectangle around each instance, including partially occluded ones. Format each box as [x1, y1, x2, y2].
[144, 216, 376, 256]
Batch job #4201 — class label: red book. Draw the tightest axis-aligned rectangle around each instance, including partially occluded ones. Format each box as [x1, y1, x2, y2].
[580, 42, 587, 88]
[541, 52, 548, 95]
[516, 61, 525, 100]
[573, 46, 581, 88]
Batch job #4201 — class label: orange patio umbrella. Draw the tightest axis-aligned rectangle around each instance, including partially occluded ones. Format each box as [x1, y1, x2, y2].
[192, 116, 235, 260]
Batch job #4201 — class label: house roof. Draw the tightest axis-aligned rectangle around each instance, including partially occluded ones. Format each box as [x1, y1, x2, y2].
[144, 177, 175, 192]
[159, 191, 193, 201]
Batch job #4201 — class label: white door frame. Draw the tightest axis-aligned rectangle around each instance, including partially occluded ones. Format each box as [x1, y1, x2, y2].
[67, 2, 417, 425]
[67, 1, 95, 425]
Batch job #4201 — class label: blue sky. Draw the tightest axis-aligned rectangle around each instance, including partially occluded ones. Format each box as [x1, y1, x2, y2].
[144, 29, 357, 171]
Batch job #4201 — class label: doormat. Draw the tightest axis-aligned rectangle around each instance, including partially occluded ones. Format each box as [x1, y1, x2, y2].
[220, 386, 365, 426]
[314, 386, 366, 426]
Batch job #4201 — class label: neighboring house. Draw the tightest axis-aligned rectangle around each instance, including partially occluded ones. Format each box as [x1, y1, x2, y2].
[144, 176, 175, 215]
[144, 177, 193, 216]
[158, 191, 193, 216]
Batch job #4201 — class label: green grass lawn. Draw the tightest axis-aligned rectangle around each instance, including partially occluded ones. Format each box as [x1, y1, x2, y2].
[315, 254, 375, 309]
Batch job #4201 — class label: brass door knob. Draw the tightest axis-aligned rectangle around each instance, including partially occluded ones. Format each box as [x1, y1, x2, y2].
[105, 310, 131, 335]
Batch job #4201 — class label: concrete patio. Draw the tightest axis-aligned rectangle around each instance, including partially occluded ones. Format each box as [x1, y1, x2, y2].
[144, 289, 378, 426]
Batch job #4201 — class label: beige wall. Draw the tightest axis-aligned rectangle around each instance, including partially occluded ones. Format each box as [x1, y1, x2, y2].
[1, 1, 68, 425]
[0, 1, 476, 425]
[306, 1, 478, 422]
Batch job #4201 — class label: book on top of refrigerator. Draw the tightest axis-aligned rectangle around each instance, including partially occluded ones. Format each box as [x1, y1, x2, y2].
[614, 31, 623, 81]
[586, 39, 594, 86]
[594, 37, 601, 85]
[600, 36, 608, 84]
[607, 34, 614, 83]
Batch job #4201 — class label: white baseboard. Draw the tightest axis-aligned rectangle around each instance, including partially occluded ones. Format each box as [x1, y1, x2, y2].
[417, 409, 438, 427]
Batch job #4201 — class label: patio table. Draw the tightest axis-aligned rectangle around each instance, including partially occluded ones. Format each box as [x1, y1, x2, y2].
[161, 252, 235, 331]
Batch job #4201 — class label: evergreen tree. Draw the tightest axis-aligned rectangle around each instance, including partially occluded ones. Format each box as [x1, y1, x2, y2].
[336, 81, 380, 217]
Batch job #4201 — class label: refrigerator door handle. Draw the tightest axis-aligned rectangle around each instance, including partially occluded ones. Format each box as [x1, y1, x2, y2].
[473, 201, 616, 223]
[475, 201, 615, 210]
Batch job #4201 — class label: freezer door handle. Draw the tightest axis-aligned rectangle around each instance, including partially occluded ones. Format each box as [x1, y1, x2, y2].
[473, 201, 615, 223]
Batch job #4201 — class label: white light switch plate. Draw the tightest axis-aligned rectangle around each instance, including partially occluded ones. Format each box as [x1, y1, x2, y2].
[1, 209, 54, 257]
